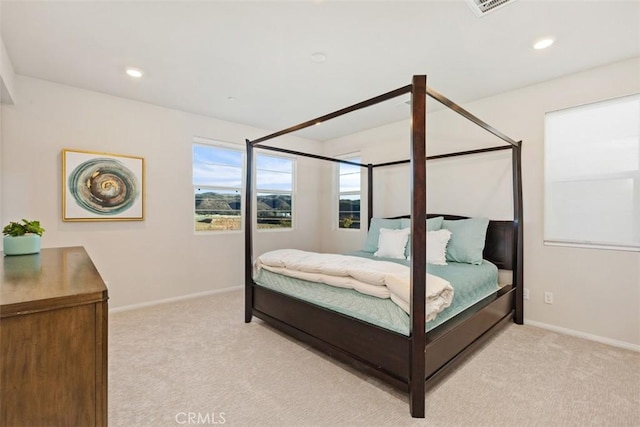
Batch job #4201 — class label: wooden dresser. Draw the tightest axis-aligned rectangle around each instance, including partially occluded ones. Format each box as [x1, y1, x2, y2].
[0, 246, 108, 427]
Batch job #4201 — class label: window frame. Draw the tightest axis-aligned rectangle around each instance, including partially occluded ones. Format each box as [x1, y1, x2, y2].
[192, 137, 245, 234]
[336, 153, 362, 231]
[543, 94, 640, 252]
[254, 152, 295, 232]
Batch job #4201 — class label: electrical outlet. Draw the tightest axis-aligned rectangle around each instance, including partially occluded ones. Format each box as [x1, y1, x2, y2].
[544, 291, 553, 304]
[523, 288, 529, 300]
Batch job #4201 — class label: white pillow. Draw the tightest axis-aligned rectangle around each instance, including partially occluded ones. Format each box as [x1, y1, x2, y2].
[426, 229, 452, 265]
[374, 227, 411, 259]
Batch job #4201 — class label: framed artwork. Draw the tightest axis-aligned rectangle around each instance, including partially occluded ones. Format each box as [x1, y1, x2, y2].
[62, 149, 145, 221]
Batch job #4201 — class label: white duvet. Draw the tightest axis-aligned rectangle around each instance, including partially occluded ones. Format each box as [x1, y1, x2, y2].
[255, 249, 454, 320]
[385, 272, 454, 320]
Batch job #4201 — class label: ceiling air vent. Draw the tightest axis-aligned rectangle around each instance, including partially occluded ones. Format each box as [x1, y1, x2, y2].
[464, 0, 519, 17]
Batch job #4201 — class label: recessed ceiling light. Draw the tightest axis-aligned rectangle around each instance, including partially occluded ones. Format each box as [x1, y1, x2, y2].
[126, 68, 144, 78]
[533, 38, 554, 50]
[311, 52, 327, 63]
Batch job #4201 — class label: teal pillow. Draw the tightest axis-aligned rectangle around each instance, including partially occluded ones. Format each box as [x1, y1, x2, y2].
[427, 216, 444, 232]
[442, 217, 489, 265]
[362, 218, 404, 253]
[403, 216, 444, 258]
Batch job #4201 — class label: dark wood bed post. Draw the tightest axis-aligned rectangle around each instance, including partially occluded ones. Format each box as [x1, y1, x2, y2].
[409, 74, 427, 418]
[367, 164, 373, 229]
[512, 143, 524, 324]
[245, 139, 254, 323]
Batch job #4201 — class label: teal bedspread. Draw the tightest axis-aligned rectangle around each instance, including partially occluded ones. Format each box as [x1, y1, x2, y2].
[253, 251, 499, 336]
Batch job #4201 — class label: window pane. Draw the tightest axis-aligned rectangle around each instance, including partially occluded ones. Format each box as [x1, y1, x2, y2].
[338, 156, 361, 229]
[340, 159, 361, 192]
[256, 155, 293, 192]
[339, 194, 360, 229]
[256, 155, 293, 173]
[193, 144, 243, 187]
[546, 105, 639, 178]
[256, 154, 293, 230]
[256, 170, 293, 191]
[339, 161, 360, 175]
[193, 144, 243, 167]
[546, 178, 636, 247]
[194, 189, 241, 232]
[340, 172, 360, 192]
[257, 193, 292, 229]
[548, 137, 638, 179]
[193, 164, 243, 187]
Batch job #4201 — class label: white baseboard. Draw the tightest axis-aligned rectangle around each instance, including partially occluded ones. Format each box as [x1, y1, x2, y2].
[109, 286, 243, 313]
[525, 319, 640, 352]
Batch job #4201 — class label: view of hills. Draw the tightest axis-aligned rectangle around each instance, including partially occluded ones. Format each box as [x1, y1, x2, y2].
[195, 192, 241, 214]
[195, 192, 360, 229]
[339, 198, 361, 228]
[195, 192, 292, 228]
[195, 192, 291, 215]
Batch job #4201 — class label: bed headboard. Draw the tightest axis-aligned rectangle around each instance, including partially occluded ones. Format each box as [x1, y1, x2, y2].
[390, 214, 514, 270]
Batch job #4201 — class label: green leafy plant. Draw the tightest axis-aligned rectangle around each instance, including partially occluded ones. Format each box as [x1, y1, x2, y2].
[2, 219, 45, 237]
[341, 217, 354, 229]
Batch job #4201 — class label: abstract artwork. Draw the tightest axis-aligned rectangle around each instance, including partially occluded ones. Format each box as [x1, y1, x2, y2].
[62, 149, 145, 221]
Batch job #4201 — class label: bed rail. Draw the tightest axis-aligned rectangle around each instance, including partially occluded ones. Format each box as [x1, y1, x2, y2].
[425, 86, 519, 147]
[249, 85, 412, 146]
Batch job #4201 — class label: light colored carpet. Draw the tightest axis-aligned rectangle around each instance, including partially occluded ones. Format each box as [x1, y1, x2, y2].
[109, 289, 640, 426]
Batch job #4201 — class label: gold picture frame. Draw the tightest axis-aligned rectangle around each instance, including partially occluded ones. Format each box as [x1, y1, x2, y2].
[62, 149, 145, 221]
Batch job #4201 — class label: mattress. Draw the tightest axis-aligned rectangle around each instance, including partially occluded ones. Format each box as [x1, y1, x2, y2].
[253, 251, 499, 336]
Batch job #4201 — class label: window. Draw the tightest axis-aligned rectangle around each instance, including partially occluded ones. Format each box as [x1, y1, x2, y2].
[193, 140, 244, 232]
[338, 156, 361, 229]
[544, 94, 640, 251]
[256, 154, 294, 230]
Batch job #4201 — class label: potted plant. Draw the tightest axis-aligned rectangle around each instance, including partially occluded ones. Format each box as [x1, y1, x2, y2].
[2, 219, 45, 256]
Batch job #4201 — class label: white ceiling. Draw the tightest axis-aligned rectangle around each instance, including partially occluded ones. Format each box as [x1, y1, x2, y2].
[1, 0, 639, 141]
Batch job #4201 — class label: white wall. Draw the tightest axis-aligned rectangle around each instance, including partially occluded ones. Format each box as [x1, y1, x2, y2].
[321, 57, 640, 348]
[0, 29, 17, 227]
[496, 58, 639, 348]
[0, 34, 16, 105]
[1, 76, 323, 308]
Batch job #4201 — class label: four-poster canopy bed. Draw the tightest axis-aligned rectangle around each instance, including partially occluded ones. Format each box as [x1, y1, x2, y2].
[244, 75, 523, 418]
